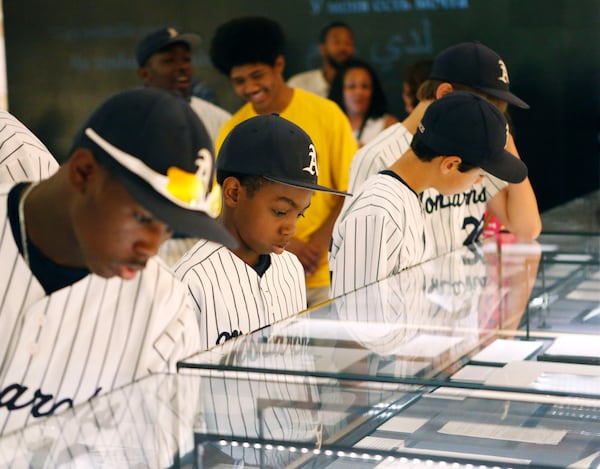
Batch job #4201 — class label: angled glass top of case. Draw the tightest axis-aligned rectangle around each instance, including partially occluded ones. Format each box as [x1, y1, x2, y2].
[524, 257, 600, 336]
[0, 372, 418, 469]
[178, 243, 542, 389]
[535, 232, 600, 260]
[541, 189, 600, 234]
[0, 373, 193, 468]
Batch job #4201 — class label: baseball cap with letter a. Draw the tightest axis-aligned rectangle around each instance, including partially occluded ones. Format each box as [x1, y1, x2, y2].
[429, 41, 529, 109]
[216, 113, 351, 196]
[135, 27, 201, 66]
[73, 87, 236, 248]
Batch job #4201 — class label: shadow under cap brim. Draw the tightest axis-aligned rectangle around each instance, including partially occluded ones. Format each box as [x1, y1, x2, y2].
[263, 175, 352, 197]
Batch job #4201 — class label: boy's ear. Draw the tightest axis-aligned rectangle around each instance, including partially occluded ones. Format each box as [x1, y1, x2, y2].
[435, 82, 454, 99]
[439, 155, 462, 174]
[221, 176, 242, 207]
[68, 148, 99, 193]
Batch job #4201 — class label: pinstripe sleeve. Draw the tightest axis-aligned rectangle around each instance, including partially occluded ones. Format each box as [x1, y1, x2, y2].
[0, 111, 59, 183]
[330, 211, 402, 298]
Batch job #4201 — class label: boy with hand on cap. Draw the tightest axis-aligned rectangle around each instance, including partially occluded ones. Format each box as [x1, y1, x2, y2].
[347, 41, 540, 256]
[136, 26, 231, 146]
[0, 87, 234, 435]
[330, 91, 528, 297]
[175, 114, 349, 350]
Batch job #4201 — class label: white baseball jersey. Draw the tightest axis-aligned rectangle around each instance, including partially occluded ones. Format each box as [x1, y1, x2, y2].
[287, 68, 329, 97]
[0, 185, 200, 435]
[332, 244, 494, 378]
[347, 122, 508, 257]
[157, 236, 199, 267]
[330, 171, 432, 298]
[0, 110, 59, 183]
[188, 96, 231, 147]
[0, 373, 199, 467]
[174, 240, 307, 350]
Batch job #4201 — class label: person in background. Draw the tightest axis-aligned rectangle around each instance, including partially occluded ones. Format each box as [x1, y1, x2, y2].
[328, 58, 398, 147]
[402, 58, 433, 115]
[287, 21, 355, 97]
[209, 16, 357, 307]
[0, 87, 235, 435]
[175, 114, 349, 350]
[136, 26, 231, 146]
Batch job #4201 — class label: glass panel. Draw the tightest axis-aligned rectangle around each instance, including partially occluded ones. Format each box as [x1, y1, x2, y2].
[540, 190, 600, 234]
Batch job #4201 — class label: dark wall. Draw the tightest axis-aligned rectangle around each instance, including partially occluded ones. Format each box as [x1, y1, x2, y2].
[4, 0, 599, 211]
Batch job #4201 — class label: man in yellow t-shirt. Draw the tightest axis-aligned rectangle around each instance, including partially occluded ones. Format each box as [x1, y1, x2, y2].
[210, 16, 358, 307]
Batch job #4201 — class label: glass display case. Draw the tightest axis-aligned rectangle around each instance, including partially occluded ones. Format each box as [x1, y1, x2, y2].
[540, 190, 600, 234]
[1, 194, 598, 468]
[2, 371, 598, 468]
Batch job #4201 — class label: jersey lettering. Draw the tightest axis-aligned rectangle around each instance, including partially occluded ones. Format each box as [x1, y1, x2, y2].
[0, 383, 102, 418]
[462, 215, 484, 247]
[421, 186, 487, 214]
[216, 329, 243, 345]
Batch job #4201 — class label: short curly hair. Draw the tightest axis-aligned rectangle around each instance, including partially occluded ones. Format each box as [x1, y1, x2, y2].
[210, 16, 286, 76]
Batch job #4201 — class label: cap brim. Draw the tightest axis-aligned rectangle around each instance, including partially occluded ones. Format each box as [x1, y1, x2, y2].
[480, 149, 528, 184]
[92, 146, 236, 248]
[123, 169, 237, 247]
[165, 32, 201, 49]
[477, 86, 530, 109]
[264, 176, 352, 197]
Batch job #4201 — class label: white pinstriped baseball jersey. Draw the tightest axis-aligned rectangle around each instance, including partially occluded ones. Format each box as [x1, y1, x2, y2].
[188, 96, 231, 147]
[174, 240, 307, 350]
[347, 122, 508, 257]
[330, 171, 432, 298]
[0, 373, 199, 467]
[0, 185, 200, 436]
[157, 236, 199, 267]
[0, 111, 59, 183]
[332, 245, 492, 379]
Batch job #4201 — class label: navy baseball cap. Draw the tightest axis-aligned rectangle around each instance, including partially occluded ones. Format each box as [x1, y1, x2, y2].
[217, 114, 351, 196]
[413, 91, 528, 184]
[73, 87, 236, 248]
[136, 27, 201, 66]
[429, 41, 529, 109]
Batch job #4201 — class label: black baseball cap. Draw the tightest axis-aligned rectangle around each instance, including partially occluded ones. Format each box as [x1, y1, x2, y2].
[217, 114, 351, 196]
[429, 41, 529, 109]
[413, 91, 528, 184]
[136, 27, 201, 66]
[73, 87, 236, 248]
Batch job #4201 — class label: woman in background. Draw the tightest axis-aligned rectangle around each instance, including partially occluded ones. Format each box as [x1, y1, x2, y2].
[328, 58, 397, 147]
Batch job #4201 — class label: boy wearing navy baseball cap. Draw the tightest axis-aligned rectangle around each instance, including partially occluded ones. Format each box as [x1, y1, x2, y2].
[0, 87, 233, 434]
[347, 41, 541, 259]
[175, 113, 349, 350]
[135, 26, 231, 170]
[330, 91, 528, 297]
